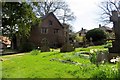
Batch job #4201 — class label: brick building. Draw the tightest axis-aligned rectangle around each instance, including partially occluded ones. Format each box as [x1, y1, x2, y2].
[29, 12, 67, 48]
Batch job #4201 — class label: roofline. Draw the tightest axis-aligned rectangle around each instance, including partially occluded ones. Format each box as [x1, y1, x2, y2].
[41, 12, 64, 28]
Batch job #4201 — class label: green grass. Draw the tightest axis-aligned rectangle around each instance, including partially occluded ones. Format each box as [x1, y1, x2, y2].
[75, 45, 107, 52]
[1, 45, 119, 78]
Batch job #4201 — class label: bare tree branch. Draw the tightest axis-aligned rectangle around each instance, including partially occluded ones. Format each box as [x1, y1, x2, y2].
[33, 0, 75, 24]
[99, 0, 120, 24]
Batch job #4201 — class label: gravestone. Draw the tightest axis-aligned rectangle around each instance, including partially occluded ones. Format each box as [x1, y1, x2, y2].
[41, 38, 50, 52]
[109, 11, 120, 53]
[89, 37, 94, 46]
[60, 43, 75, 52]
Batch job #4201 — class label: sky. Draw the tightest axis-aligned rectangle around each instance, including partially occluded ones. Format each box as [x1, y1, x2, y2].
[2, 0, 112, 32]
[65, 0, 112, 32]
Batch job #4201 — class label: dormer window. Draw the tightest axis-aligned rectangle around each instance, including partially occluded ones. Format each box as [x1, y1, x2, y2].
[49, 20, 52, 25]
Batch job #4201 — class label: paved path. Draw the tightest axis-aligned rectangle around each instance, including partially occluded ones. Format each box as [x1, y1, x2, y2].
[0, 49, 22, 56]
[0, 52, 26, 61]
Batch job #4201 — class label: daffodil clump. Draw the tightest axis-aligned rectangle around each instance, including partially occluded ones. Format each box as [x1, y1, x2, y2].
[89, 49, 98, 64]
[110, 56, 120, 63]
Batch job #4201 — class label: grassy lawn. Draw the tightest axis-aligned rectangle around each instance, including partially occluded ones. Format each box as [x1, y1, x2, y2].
[1, 45, 119, 78]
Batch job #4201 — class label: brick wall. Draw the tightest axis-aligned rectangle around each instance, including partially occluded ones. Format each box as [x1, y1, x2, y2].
[29, 13, 65, 48]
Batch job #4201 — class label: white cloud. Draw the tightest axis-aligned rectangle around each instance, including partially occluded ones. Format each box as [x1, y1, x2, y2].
[65, 0, 109, 32]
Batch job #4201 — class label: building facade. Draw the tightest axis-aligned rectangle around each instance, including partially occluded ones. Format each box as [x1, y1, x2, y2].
[29, 12, 66, 48]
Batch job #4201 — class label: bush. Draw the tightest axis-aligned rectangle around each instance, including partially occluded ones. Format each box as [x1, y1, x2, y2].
[93, 40, 105, 45]
[19, 42, 35, 52]
[60, 43, 75, 52]
[104, 43, 112, 48]
[86, 28, 107, 45]
[30, 50, 40, 55]
[90, 52, 97, 64]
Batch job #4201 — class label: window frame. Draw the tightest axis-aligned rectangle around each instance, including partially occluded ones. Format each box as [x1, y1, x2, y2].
[41, 28, 48, 34]
[49, 20, 53, 26]
[54, 29, 59, 34]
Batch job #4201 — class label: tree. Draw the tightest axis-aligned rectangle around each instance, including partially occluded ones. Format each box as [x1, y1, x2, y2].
[56, 3, 75, 23]
[2, 2, 38, 49]
[99, 0, 120, 24]
[86, 28, 107, 45]
[33, 0, 75, 24]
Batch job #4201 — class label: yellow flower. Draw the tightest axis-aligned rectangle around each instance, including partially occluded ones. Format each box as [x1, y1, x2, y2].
[90, 49, 94, 53]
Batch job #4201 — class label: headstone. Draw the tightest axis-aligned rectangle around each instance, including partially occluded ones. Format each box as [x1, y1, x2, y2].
[96, 52, 108, 63]
[89, 37, 94, 46]
[109, 11, 120, 53]
[60, 43, 74, 52]
[41, 38, 50, 52]
[41, 46, 50, 52]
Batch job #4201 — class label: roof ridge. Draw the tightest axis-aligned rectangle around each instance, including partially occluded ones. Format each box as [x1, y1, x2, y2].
[42, 12, 64, 28]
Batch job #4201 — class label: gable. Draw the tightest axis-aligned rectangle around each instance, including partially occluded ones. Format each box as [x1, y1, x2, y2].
[41, 12, 64, 29]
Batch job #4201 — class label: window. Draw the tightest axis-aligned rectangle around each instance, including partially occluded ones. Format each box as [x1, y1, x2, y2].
[41, 28, 48, 34]
[79, 33, 81, 36]
[54, 29, 59, 34]
[49, 20, 52, 25]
